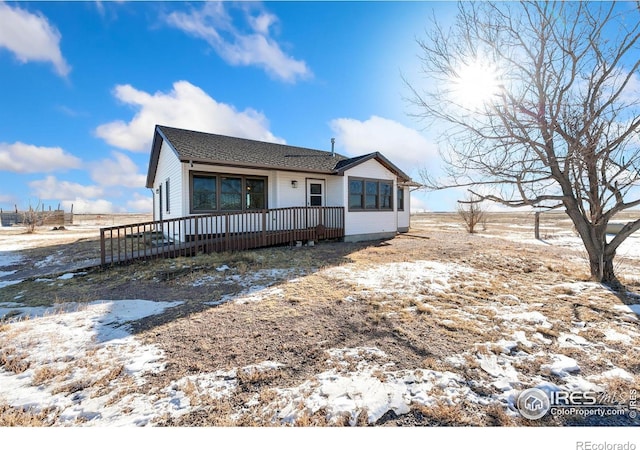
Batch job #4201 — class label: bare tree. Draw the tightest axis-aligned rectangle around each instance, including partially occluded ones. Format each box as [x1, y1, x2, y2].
[457, 193, 486, 234]
[19, 201, 57, 233]
[20, 204, 40, 234]
[407, 1, 640, 288]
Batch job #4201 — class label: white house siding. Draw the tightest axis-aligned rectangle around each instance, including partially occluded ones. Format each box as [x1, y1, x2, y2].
[342, 159, 400, 242]
[397, 186, 411, 233]
[155, 140, 183, 222]
[274, 172, 311, 208]
[324, 176, 344, 207]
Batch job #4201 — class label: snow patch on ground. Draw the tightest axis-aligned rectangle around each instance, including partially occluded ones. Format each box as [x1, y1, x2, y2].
[542, 354, 580, 378]
[196, 268, 305, 306]
[0, 252, 23, 269]
[165, 361, 286, 417]
[57, 272, 87, 280]
[325, 260, 475, 298]
[0, 280, 21, 290]
[0, 300, 182, 425]
[0, 252, 24, 289]
[269, 347, 481, 425]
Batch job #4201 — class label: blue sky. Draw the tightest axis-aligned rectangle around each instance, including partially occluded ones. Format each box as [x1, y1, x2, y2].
[0, 1, 462, 214]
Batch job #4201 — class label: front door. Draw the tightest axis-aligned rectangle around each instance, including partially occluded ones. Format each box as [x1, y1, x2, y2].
[306, 179, 325, 207]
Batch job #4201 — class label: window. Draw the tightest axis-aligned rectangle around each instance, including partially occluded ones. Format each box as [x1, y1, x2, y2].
[309, 182, 323, 206]
[365, 181, 378, 209]
[221, 176, 242, 210]
[165, 179, 170, 213]
[349, 179, 364, 210]
[348, 177, 393, 211]
[397, 187, 405, 211]
[190, 172, 267, 212]
[380, 182, 393, 209]
[192, 175, 217, 211]
[246, 178, 266, 210]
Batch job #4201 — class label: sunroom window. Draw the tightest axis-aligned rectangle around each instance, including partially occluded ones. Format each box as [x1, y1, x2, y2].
[348, 177, 394, 211]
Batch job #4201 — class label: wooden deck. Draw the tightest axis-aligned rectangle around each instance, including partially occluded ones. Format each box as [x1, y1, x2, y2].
[100, 206, 344, 265]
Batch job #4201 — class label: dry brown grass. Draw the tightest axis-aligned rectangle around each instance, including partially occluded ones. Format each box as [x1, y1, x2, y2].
[411, 401, 482, 426]
[31, 366, 71, 386]
[51, 378, 92, 396]
[237, 366, 283, 388]
[93, 365, 125, 388]
[0, 348, 30, 374]
[0, 404, 59, 426]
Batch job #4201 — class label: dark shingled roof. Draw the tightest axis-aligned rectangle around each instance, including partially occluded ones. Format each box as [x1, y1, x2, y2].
[146, 125, 412, 187]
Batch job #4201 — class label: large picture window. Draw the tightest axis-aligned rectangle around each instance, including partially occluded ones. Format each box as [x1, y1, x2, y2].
[348, 177, 393, 211]
[191, 172, 267, 213]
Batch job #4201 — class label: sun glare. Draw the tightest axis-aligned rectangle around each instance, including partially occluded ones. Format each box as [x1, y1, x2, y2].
[451, 60, 502, 110]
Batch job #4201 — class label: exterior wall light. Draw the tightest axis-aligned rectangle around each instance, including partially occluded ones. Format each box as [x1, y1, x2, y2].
[291, 180, 298, 188]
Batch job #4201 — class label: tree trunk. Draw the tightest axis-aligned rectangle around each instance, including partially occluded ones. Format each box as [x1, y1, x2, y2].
[564, 203, 622, 289]
[589, 253, 622, 290]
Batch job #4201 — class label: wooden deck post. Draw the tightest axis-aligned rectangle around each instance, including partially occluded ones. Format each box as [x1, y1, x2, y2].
[194, 216, 199, 255]
[100, 228, 106, 265]
[261, 210, 267, 247]
[225, 214, 230, 251]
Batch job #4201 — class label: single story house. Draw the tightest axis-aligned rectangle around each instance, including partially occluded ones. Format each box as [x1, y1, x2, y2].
[145, 125, 415, 243]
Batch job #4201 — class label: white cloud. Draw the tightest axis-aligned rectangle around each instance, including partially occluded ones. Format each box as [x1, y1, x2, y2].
[0, 2, 70, 76]
[126, 192, 152, 213]
[619, 71, 640, 106]
[61, 198, 122, 214]
[329, 116, 438, 175]
[29, 176, 104, 200]
[165, 2, 310, 83]
[95, 80, 285, 152]
[409, 194, 430, 213]
[0, 142, 81, 173]
[90, 152, 146, 188]
[0, 193, 15, 204]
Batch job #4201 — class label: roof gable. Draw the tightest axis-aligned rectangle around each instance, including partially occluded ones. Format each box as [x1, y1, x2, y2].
[333, 152, 411, 181]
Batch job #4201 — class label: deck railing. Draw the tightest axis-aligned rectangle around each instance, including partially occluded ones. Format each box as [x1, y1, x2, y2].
[99, 206, 345, 265]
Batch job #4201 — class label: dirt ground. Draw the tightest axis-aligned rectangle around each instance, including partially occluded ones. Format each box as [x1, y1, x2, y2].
[1, 211, 639, 426]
